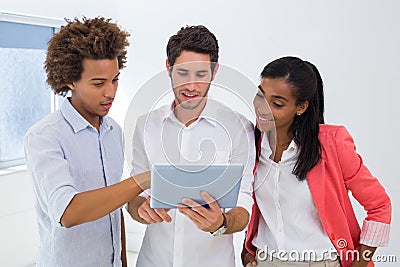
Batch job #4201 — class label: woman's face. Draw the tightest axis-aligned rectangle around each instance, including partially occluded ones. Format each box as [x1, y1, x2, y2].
[253, 78, 307, 133]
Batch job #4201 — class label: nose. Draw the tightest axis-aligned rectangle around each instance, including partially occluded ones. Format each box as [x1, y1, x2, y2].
[185, 72, 206, 91]
[104, 82, 117, 99]
[185, 80, 196, 91]
[253, 96, 272, 114]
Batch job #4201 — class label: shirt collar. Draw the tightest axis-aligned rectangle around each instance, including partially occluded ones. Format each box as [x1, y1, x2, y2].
[261, 134, 273, 158]
[281, 139, 298, 162]
[198, 98, 218, 127]
[162, 98, 218, 127]
[61, 98, 112, 133]
[261, 133, 299, 162]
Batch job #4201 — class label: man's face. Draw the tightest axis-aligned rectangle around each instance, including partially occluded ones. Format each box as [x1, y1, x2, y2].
[168, 51, 216, 110]
[68, 58, 120, 128]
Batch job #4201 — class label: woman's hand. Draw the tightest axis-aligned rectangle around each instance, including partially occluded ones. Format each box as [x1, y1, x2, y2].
[241, 249, 257, 266]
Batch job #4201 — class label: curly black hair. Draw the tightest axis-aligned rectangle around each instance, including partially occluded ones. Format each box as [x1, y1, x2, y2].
[45, 17, 130, 95]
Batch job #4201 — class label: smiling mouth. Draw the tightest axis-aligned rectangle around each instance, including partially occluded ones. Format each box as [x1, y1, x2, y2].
[182, 92, 198, 99]
[257, 115, 274, 123]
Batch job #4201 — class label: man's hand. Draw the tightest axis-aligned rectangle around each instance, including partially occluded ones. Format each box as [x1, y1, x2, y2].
[177, 191, 224, 232]
[137, 196, 172, 224]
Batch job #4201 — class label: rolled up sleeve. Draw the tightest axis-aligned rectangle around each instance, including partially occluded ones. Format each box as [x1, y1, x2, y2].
[25, 131, 78, 227]
[233, 119, 255, 215]
[335, 126, 391, 246]
[360, 220, 390, 247]
[130, 117, 151, 199]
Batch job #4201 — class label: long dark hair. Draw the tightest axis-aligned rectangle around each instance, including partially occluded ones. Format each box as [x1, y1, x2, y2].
[257, 56, 325, 180]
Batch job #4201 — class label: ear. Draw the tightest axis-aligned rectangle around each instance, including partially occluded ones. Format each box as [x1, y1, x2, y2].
[211, 63, 219, 81]
[67, 83, 75, 91]
[296, 101, 309, 116]
[166, 59, 172, 77]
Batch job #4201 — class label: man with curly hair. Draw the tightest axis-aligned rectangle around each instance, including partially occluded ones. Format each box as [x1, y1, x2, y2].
[127, 25, 255, 267]
[24, 17, 149, 267]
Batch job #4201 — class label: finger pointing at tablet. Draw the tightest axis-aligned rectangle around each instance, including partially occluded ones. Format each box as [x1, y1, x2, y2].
[138, 196, 172, 224]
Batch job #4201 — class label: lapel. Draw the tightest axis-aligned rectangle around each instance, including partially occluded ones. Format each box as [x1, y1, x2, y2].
[307, 159, 327, 225]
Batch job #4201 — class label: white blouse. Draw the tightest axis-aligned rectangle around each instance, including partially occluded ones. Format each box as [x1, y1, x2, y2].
[252, 135, 337, 261]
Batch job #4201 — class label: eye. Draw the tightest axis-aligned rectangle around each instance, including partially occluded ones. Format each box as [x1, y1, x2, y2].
[93, 83, 104, 87]
[112, 78, 119, 84]
[196, 73, 207, 78]
[256, 92, 264, 98]
[273, 102, 284, 108]
[177, 71, 188, 76]
[256, 88, 265, 98]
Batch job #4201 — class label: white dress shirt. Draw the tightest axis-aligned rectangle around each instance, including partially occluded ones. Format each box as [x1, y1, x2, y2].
[130, 99, 255, 267]
[252, 135, 336, 262]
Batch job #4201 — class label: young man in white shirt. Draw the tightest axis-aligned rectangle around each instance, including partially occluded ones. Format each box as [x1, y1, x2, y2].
[127, 25, 255, 267]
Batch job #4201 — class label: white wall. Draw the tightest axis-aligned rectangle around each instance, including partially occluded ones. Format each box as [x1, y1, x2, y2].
[0, 170, 37, 267]
[115, 1, 399, 266]
[1, 0, 399, 266]
[0, 0, 121, 22]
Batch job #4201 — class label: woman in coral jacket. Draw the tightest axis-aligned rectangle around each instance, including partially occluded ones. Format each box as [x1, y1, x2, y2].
[242, 56, 391, 267]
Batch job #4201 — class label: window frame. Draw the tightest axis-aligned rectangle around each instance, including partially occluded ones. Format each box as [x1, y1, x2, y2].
[0, 12, 65, 170]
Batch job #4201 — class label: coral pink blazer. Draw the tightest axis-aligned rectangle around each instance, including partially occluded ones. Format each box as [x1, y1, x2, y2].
[245, 125, 391, 267]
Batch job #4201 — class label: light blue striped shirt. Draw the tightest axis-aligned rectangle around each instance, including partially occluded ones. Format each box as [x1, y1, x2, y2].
[24, 99, 124, 267]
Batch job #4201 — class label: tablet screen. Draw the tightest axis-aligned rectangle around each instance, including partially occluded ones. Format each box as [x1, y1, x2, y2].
[150, 164, 244, 209]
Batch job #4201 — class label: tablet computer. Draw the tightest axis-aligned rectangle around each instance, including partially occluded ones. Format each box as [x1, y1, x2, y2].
[150, 164, 244, 209]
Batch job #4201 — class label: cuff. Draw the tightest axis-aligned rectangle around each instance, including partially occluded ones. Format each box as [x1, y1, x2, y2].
[49, 186, 78, 228]
[139, 188, 151, 198]
[359, 220, 390, 247]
